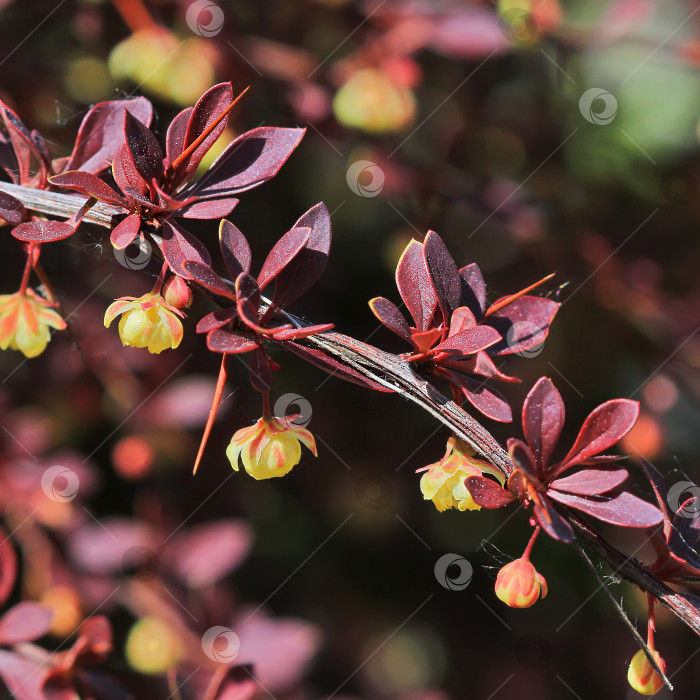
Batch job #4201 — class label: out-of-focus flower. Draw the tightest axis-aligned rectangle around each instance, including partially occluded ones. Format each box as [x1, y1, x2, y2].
[418, 437, 505, 512]
[333, 68, 416, 133]
[0, 290, 66, 358]
[627, 648, 666, 696]
[40, 586, 82, 637]
[163, 276, 193, 309]
[104, 292, 184, 354]
[125, 616, 182, 674]
[226, 417, 317, 480]
[495, 557, 547, 608]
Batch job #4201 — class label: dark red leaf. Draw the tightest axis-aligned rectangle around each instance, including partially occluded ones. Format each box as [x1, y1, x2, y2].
[484, 296, 559, 355]
[236, 273, 263, 331]
[271, 203, 332, 309]
[175, 82, 234, 184]
[220, 219, 252, 279]
[182, 260, 235, 298]
[668, 500, 700, 573]
[282, 341, 393, 392]
[507, 437, 539, 480]
[123, 110, 164, 183]
[110, 212, 141, 249]
[459, 263, 487, 316]
[12, 219, 76, 243]
[0, 191, 25, 224]
[369, 297, 412, 343]
[470, 351, 520, 383]
[207, 330, 258, 354]
[1, 103, 48, 186]
[177, 197, 239, 219]
[638, 458, 672, 520]
[67, 97, 153, 173]
[250, 348, 273, 392]
[557, 399, 639, 472]
[551, 467, 629, 496]
[532, 496, 575, 542]
[112, 143, 151, 203]
[160, 219, 212, 278]
[196, 308, 237, 334]
[464, 475, 514, 508]
[191, 126, 305, 198]
[454, 374, 512, 422]
[548, 490, 664, 528]
[0, 602, 52, 644]
[165, 106, 192, 168]
[523, 377, 565, 471]
[396, 239, 439, 331]
[50, 170, 126, 207]
[434, 325, 501, 355]
[257, 226, 311, 291]
[424, 230, 461, 319]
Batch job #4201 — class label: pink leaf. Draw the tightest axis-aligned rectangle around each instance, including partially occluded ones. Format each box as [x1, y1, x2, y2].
[0, 649, 45, 700]
[551, 468, 629, 496]
[557, 399, 639, 472]
[548, 490, 664, 528]
[178, 197, 239, 219]
[434, 325, 501, 355]
[522, 377, 565, 471]
[12, 219, 76, 243]
[207, 330, 258, 354]
[110, 212, 141, 249]
[66, 97, 153, 173]
[0, 602, 52, 644]
[0, 528, 16, 608]
[396, 239, 439, 331]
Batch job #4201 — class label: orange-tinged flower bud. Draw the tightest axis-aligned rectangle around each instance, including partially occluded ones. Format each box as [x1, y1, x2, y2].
[628, 648, 666, 696]
[419, 437, 505, 512]
[0, 290, 66, 358]
[163, 276, 193, 309]
[495, 558, 548, 608]
[104, 292, 184, 354]
[226, 416, 317, 480]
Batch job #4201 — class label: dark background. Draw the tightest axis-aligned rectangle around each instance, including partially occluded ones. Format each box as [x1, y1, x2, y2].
[0, 1, 698, 698]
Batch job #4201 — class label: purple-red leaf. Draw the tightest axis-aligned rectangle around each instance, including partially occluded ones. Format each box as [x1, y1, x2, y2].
[0, 602, 52, 644]
[50, 170, 126, 207]
[220, 219, 252, 279]
[396, 239, 439, 331]
[183, 260, 235, 298]
[484, 296, 559, 355]
[191, 127, 305, 198]
[0, 191, 25, 224]
[551, 468, 629, 496]
[257, 226, 311, 291]
[455, 374, 512, 422]
[250, 348, 273, 392]
[123, 110, 164, 183]
[66, 97, 153, 173]
[507, 437, 539, 480]
[459, 263, 487, 317]
[271, 203, 332, 309]
[532, 496, 575, 542]
[12, 219, 76, 243]
[196, 308, 237, 334]
[165, 107, 192, 167]
[110, 212, 141, 249]
[369, 297, 412, 343]
[557, 399, 639, 472]
[523, 377, 565, 471]
[464, 475, 514, 508]
[424, 230, 461, 319]
[177, 196, 239, 219]
[160, 219, 212, 278]
[548, 490, 664, 528]
[434, 325, 501, 355]
[207, 330, 258, 354]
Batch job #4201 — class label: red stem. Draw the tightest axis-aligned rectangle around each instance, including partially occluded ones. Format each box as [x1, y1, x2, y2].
[521, 525, 541, 562]
[18, 244, 36, 296]
[647, 593, 657, 651]
[193, 355, 228, 475]
[262, 391, 271, 420]
[151, 262, 169, 296]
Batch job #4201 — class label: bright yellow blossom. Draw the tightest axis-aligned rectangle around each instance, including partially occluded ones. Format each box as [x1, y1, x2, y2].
[628, 648, 666, 696]
[104, 292, 184, 354]
[226, 416, 317, 480]
[418, 437, 505, 512]
[0, 290, 66, 358]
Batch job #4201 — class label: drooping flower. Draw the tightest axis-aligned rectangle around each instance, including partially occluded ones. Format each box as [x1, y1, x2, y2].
[0, 290, 66, 358]
[495, 557, 548, 608]
[226, 416, 317, 480]
[418, 436, 505, 512]
[628, 648, 666, 696]
[104, 292, 184, 354]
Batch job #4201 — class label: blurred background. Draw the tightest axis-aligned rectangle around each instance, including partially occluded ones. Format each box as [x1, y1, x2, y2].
[0, 0, 699, 698]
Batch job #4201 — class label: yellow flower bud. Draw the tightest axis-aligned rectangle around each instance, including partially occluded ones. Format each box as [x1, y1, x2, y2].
[495, 558, 548, 608]
[628, 648, 665, 696]
[104, 292, 184, 354]
[419, 437, 505, 512]
[0, 290, 66, 358]
[226, 416, 317, 480]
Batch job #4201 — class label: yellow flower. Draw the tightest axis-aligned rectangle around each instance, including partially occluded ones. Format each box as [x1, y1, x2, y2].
[104, 292, 184, 354]
[418, 437, 505, 512]
[0, 290, 66, 358]
[226, 416, 317, 480]
[495, 558, 548, 608]
[628, 648, 666, 696]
